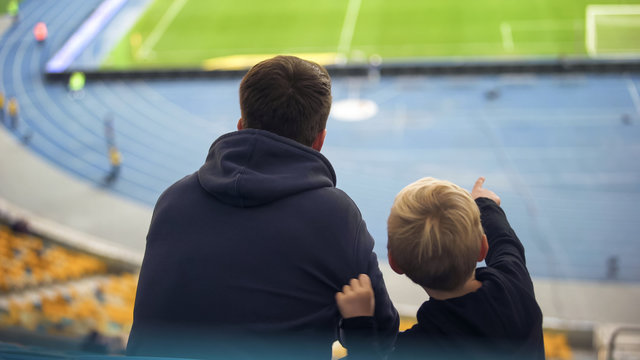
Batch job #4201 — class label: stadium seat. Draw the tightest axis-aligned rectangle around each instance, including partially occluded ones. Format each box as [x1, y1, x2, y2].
[0, 224, 137, 350]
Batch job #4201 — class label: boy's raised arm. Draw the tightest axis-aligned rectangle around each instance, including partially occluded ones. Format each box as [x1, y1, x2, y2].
[471, 177, 530, 284]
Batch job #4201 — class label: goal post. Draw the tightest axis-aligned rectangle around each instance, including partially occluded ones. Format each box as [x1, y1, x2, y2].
[585, 5, 640, 57]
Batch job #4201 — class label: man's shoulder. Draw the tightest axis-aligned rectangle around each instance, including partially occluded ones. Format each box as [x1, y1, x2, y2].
[295, 186, 362, 212]
[153, 173, 200, 207]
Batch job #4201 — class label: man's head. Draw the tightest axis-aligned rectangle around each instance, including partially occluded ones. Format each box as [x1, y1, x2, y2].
[387, 177, 486, 292]
[238, 55, 332, 148]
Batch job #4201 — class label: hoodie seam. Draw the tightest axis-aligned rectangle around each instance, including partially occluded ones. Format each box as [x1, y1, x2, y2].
[352, 217, 359, 260]
[234, 132, 259, 208]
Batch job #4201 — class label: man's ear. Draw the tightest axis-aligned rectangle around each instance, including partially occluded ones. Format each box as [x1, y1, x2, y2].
[237, 118, 244, 131]
[388, 250, 404, 275]
[477, 234, 489, 262]
[311, 129, 327, 152]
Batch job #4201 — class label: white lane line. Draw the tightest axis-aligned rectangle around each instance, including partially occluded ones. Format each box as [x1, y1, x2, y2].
[500, 22, 514, 52]
[506, 19, 583, 31]
[337, 0, 362, 56]
[138, 0, 189, 59]
[626, 77, 640, 117]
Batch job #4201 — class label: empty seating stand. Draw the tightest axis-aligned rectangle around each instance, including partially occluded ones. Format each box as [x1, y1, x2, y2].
[0, 223, 137, 354]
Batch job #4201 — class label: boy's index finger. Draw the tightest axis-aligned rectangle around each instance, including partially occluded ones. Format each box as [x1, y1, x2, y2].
[473, 177, 485, 190]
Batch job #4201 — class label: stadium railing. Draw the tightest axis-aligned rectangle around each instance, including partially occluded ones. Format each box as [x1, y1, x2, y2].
[44, 56, 640, 82]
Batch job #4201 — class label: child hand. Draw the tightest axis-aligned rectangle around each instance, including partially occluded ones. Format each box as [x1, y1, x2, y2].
[335, 274, 375, 318]
[471, 177, 501, 205]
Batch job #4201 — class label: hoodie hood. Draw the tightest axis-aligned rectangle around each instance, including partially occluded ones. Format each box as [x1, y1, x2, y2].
[197, 129, 336, 208]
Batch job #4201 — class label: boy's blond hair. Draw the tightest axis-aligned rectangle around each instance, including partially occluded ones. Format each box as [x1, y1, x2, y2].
[387, 177, 484, 291]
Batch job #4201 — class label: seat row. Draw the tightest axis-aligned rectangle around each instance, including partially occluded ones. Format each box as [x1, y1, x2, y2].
[0, 225, 108, 291]
[0, 224, 137, 341]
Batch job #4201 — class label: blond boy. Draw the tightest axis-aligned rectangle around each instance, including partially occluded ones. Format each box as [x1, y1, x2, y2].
[336, 177, 544, 359]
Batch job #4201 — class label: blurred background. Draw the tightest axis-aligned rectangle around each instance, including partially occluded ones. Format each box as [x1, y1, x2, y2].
[1, 0, 639, 358]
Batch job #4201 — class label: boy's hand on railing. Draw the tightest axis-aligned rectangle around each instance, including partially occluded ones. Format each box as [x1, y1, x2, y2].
[336, 274, 375, 319]
[471, 177, 501, 205]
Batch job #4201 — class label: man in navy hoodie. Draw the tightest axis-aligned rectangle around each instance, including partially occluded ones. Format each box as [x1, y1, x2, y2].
[126, 56, 399, 359]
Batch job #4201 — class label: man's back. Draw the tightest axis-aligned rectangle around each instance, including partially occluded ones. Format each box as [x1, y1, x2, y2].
[127, 130, 398, 358]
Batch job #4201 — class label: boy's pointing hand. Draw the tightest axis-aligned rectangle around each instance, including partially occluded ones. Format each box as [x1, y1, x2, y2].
[471, 177, 501, 205]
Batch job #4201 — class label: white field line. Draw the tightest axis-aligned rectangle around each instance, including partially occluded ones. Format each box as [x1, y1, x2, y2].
[500, 22, 514, 51]
[337, 0, 362, 56]
[506, 19, 583, 31]
[586, 6, 597, 56]
[139, 0, 189, 58]
[586, 4, 640, 16]
[626, 78, 640, 117]
[154, 40, 584, 58]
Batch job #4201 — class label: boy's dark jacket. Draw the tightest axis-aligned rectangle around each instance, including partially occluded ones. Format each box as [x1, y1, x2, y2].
[341, 198, 545, 360]
[127, 129, 399, 359]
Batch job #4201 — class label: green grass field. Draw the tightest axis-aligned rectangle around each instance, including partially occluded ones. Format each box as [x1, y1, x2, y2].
[0, 0, 19, 15]
[103, 0, 640, 70]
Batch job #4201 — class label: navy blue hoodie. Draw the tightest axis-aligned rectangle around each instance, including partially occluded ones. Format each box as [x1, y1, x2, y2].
[127, 129, 399, 359]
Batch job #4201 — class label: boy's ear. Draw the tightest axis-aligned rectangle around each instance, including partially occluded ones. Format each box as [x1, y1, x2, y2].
[237, 118, 244, 130]
[311, 129, 327, 152]
[388, 250, 404, 275]
[477, 234, 489, 262]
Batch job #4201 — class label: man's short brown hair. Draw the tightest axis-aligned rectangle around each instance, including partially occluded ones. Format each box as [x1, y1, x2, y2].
[387, 178, 484, 291]
[239, 55, 332, 146]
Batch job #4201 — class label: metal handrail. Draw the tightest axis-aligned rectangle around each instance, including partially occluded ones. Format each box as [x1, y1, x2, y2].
[607, 326, 640, 360]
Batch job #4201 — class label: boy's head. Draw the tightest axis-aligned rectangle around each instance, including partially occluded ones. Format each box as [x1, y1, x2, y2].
[387, 177, 485, 292]
[238, 55, 332, 147]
